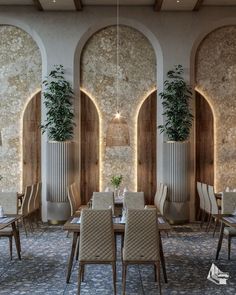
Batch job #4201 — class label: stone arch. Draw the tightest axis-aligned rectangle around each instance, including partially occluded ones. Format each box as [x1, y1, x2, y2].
[194, 25, 236, 192]
[75, 24, 159, 190]
[0, 24, 42, 191]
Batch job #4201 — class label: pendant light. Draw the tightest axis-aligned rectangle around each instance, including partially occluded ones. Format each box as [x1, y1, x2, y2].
[106, 0, 130, 147]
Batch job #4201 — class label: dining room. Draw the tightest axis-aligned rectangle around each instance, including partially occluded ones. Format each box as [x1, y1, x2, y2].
[1, 0, 236, 294]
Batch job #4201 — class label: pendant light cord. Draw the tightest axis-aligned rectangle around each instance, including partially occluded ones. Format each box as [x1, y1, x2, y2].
[116, 0, 119, 114]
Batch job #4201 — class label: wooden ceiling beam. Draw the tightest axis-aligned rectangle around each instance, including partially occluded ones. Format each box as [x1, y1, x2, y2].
[154, 0, 163, 11]
[74, 0, 83, 11]
[193, 0, 204, 11]
[32, 0, 43, 11]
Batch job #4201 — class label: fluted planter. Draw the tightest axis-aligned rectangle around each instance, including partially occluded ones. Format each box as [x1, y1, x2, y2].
[163, 141, 189, 224]
[47, 141, 74, 223]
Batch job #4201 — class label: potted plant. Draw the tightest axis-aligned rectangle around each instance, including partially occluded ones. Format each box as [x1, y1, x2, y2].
[41, 65, 75, 223]
[159, 65, 193, 223]
[111, 175, 123, 197]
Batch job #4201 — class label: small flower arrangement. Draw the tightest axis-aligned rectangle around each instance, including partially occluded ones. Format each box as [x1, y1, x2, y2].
[111, 175, 123, 189]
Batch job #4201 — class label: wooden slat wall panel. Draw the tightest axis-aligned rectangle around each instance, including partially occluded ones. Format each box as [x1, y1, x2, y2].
[23, 92, 41, 189]
[80, 91, 99, 204]
[195, 91, 214, 216]
[137, 91, 157, 205]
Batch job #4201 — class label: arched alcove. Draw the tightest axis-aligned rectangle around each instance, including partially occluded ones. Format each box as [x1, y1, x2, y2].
[137, 90, 157, 204]
[195, 25, 236, 192]
[0, 25, 42, 192]
[79, 25, 157, 192]
[22, 91, 41, 188]
[80, 90, 100, 204]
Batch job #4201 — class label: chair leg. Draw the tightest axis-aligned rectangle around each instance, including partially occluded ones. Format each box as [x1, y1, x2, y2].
[122, 263, 127, 295]
[228, 236, 231, 260]
[75, 237, 80, 261]
[78, 264, 82, 295]
[197, 208, 201, 221]
[200, 211, 206, 228]
[155, 261, 162, 295]
[205, 214, 211, 231]
[22, 218, 28, 236]
[154, 264, 157, 282]
[9, 236, 13, 260]
[207, 215, 213, 232]
[81, 264, 85, 282]
[112, 262, 116, 295]
[213, 219, 218, 238]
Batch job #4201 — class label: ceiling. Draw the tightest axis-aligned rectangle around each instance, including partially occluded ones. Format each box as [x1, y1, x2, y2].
[0, 0, 235, 11]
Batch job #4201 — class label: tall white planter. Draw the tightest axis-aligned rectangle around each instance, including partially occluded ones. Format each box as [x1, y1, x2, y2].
[47, 141, 74, 223]
[163, 141, 189, 223]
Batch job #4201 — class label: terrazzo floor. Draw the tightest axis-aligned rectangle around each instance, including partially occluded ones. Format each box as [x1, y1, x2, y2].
[0, 223, 235, 295]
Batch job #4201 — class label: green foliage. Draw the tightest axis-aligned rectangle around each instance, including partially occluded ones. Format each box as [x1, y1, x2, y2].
[41, 65, 75, 141]
[111, 175, 123, 189]
[158, 65, 193, 141]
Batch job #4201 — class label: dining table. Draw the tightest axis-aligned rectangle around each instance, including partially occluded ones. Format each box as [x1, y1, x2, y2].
[63, 211, 171, 284]
[0, 214, 22, 259]
[213, 213, 236, 260]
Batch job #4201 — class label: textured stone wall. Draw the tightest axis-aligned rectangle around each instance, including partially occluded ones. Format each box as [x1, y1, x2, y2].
[0, 26, 41, 192]
[196, 26, 236, 191]
[81, 25, 156, 191]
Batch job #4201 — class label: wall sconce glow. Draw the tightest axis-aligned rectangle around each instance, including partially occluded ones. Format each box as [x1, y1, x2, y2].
[115, 111, 121, 119]
[106, 114, 130, 147]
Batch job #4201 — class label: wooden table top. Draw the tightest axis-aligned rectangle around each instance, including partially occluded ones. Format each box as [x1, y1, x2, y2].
[0, 214, 22, 230]
[63, 213, 172, 232]
[213, 214, 236, 228]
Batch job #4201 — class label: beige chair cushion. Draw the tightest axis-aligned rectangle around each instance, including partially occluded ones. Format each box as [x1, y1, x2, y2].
[222, 192, 236, 214]
[92, 192, 114, 213]
[123, 209, 159, 262]
[123, 192, 145, 210]
[79, 209, 115, 262]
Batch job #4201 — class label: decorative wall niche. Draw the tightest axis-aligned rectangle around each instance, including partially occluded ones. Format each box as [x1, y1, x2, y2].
[0, 25, 41, 192]
[80, 25, 156, 191]
[195, 25, 236, 191]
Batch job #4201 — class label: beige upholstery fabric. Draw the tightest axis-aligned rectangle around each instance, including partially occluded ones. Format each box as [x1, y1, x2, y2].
[159, 185, 167, 215]
[222, 192, 236, 214]
[202, 183, 211, 214]
[79, 209, 115, 262]
[224, 227, 236, 235]
[20, 185, 32, 215]
[197, 182, 205, 211]
[28, 183, 37, 213]
[0, 192, 18, 214]
[34, 182, 42, 210]
[71, 182, 81, 209]
[208, 185, 219, 214]
[92, 192, 114, 213]
[154, 183, 164, 208]
[123, 209, 159, 261]
[123, 192, 144, 210]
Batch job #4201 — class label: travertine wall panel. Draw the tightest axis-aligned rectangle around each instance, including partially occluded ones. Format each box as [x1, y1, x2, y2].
[0, 26, 41, 192]
[81, 25, 156, 191]
[196, 26, 236, 191]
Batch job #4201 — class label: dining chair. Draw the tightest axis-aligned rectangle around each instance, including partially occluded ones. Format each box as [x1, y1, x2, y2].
[78, 209, 116, 295]
[19, 185, 33, 236]
[221, 192, 236, 259]
[122, 209, 161, 295]
[123, 192, 145, 210]
[196, 182, 205, 226]
[207, 185, 220, 236]
[92, 192, 114, 214]
[154, 183, 164, 209]
[159, 185, 168, 215]
[0, 192, 18, 259]
[201, 183, 212, 229]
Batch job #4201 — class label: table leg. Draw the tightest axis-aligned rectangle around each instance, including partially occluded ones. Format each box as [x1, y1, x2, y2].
[11, 222, 21, 260]
[215, 221, 225, 260]
[159, 232, 168, 283]
[66, 232, 79, 283]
